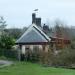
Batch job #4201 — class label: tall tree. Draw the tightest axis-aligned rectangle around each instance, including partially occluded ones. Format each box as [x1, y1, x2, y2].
[54, 19, 67, 38]
[0, 16, 7, 36]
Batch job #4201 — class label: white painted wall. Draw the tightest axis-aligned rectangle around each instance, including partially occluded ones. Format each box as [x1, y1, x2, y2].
[21, 45, 49, 54]
[30, 45, 33, 51]
[39, 45, 43, 51]
[22, 45, 25, 54]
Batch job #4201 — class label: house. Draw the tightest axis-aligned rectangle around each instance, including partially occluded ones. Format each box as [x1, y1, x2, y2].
[16, 23, 51, 60]
[16, 13, 70, 60]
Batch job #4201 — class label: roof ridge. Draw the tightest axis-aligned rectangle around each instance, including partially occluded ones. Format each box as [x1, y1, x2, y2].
[32, 24, 50, 41]
[33, 26, 50, 42]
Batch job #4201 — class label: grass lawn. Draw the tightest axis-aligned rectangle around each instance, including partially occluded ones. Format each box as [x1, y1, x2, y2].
[0, 62, 75, 75]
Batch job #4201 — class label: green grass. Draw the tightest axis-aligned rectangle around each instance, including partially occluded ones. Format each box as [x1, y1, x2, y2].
[0, 62, 75, 75]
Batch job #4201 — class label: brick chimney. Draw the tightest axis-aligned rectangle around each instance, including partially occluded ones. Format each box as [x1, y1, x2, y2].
[32, 13, 36, 24]
[32, 13, 41, 27]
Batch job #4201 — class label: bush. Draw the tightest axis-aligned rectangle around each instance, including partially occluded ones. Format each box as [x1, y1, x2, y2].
[48, 48, 75, 68]
[36, 46, 75, 68]
[0, 34, 15, 49]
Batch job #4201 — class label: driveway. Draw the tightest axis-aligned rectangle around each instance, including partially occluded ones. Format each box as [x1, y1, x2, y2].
[0, 60, 13, 68]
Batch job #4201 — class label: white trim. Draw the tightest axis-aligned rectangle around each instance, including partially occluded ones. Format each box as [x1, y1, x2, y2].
[16, 24, 33, 42]
[33, 27, 47, 42]
[33, 24, 51, 41]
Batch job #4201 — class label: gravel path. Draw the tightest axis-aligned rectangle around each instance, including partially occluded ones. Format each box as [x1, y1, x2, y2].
[0, 60, 13, 68]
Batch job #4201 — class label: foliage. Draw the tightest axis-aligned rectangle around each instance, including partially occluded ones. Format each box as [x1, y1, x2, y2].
[47, 48, 75, 68]
[0, 16, 15, 49]
[0, 16, 7, 30]
[4, 27, 28, 40]
[28, 45, 75, 68]
[0, 34, 15, 49]
[70, 39, 75, 49]
[5, 28, 22, 39]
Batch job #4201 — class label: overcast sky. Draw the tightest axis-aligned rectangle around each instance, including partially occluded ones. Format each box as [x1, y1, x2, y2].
[0, 0, 75, 28]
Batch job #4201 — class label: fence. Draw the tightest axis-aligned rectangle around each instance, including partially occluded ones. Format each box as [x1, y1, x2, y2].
[0, 49, 18, 59]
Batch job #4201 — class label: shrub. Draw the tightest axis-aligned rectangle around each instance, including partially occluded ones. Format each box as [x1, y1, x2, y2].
[48, 48, 75, 68]
[0, 34, 15, 49]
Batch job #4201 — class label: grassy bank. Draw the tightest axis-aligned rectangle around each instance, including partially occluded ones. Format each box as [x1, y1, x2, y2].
[0, 62, 75, 75]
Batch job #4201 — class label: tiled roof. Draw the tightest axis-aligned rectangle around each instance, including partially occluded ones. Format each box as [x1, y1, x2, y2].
[16, 24, 51, 44]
